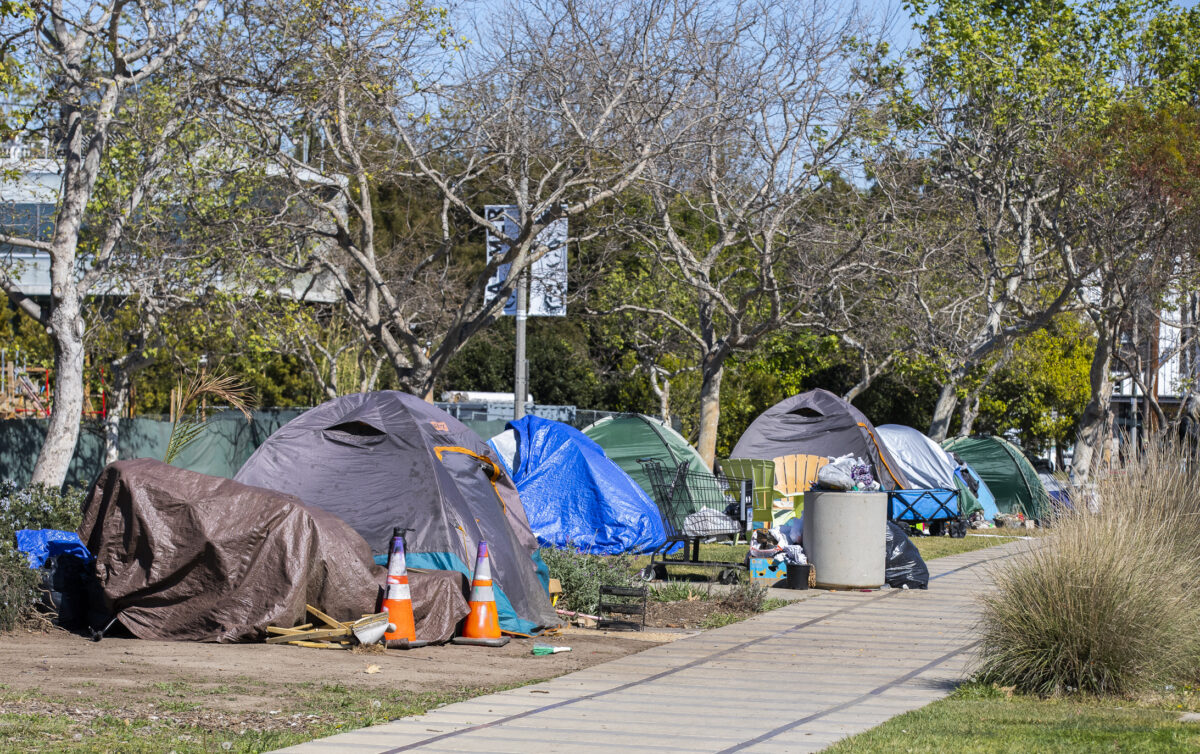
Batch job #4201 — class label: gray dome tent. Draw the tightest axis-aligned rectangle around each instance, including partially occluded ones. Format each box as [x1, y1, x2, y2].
[236, 391, 556, 635]
[731, 389, 911, 490]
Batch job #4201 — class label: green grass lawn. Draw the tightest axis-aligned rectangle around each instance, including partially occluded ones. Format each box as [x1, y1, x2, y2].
[911, 533, 1025, 560]
[631, 532, 1018, 583]
[695, 531, 1015, 567]
[825, 683, 1200, 753]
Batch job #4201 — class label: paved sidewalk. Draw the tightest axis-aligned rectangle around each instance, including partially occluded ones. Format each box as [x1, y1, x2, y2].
[276, 541, 1028, 754]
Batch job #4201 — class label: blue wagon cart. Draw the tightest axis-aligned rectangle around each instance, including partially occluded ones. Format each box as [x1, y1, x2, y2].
[888, 488, 967, 538]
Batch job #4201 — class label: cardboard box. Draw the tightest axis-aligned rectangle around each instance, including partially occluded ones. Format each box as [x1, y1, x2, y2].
[748, 557, 787, 585]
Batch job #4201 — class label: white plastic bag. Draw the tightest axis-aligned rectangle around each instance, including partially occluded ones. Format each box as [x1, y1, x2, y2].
[816, 462, 854, 490]
[682, 507, 740, 537]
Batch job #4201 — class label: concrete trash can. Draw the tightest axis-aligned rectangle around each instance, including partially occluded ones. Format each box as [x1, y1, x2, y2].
[802, 490, 887, 589]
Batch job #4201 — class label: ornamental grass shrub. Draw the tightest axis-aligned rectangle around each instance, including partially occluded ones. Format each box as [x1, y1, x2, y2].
[976, 441, 1200, 695]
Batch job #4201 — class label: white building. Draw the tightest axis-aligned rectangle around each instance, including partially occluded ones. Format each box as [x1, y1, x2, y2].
[1, 142, 340, 302]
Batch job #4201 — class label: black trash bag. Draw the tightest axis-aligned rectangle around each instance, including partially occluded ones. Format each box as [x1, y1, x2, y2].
[885, 521, 929, 590]
[36, 554, 103, 631]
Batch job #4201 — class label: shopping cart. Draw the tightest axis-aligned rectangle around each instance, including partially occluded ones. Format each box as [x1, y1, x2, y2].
[637, 458, 752, 584]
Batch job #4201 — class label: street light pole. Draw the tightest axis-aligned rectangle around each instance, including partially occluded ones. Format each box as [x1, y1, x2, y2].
[513, 272, 528, 420]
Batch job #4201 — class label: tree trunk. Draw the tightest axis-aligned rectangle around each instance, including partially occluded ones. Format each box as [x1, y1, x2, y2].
[959, 392, 981, 437]
[928, 381, 959, 442]
[695, 357, 723, 470]
[647, 367, 672, 425]
[30, 86, 116, 486]
[31, 283, 86, 486]
[658, 377, 671, 426]
[1072, 334, 1113, 485]
[103, 366, 132, 465]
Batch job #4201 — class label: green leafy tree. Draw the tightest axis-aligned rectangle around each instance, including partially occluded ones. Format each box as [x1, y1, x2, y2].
[896, 0, 1168, 441]
[975, 316, 1094, 457]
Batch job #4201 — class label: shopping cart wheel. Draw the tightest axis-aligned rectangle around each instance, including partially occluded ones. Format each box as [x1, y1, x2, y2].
[638, 565, 656, 582]
[718, 568, 741, 585]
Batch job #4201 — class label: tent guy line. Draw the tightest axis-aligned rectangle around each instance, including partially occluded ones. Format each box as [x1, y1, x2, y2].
[375, 547, 1024, 754]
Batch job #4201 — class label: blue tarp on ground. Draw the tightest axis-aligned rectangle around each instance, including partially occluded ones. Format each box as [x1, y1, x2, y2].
[490, 416, 666, 555]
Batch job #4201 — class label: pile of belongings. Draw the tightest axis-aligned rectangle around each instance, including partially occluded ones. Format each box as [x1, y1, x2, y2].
[814, 455, 880, 492]
[994, 511, 1032, 529]
[966, 511, 995, 529]
[748, 528, 806, 567]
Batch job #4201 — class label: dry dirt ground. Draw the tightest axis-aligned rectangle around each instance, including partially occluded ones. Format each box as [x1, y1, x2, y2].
[1, 625, 670, 709]
[0, 624, 679, 747]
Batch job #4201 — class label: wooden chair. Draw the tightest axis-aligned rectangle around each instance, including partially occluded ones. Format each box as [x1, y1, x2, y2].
[772, 454, 830, 518]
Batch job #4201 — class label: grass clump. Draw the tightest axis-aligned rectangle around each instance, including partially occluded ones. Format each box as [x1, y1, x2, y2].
[0, 481, 86, 631]
[650, 581, 712, 602]
[977, 440, 1200, 696]
[538, 546, 638, 614]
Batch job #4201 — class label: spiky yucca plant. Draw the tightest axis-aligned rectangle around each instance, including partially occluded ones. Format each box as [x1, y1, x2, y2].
[163, 373, 256, 465]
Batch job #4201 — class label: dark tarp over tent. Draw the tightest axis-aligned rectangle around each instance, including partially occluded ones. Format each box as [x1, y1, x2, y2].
[80, 459, 470, 643]
[731, 389, 911, 490]
[582, 414, 722, 500]
[235, 391, 557, 635]
[488, 416, 666, 555]
[942, 435, 1050, 521]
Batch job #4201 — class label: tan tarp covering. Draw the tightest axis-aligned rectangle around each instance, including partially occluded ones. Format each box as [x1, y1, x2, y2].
[80, 459, 469, 643]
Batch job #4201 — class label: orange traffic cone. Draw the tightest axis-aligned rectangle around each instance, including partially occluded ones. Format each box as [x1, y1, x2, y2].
[383, 528, 428, 649]
[453, 540, 510, 647]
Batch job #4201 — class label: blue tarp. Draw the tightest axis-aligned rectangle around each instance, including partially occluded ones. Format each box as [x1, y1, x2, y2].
[490, 416, 666, 555]
[15, 529, 92, 569]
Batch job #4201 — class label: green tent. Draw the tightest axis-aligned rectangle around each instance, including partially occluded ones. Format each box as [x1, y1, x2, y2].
[581, 414, 723, 503]
[942, 435, 1050, 521]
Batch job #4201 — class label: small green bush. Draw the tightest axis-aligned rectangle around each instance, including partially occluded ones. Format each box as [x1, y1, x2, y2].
[650, 581, 713, 602]
[0, 481, 85, 535]
[976, 441, 1200, 695]
[0, 540, 38, 630]
[538, 546, 638, 614]
[0, 481, 87, 631]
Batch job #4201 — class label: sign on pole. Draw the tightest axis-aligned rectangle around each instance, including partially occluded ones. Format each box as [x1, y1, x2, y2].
[485, 205, 567, 317]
